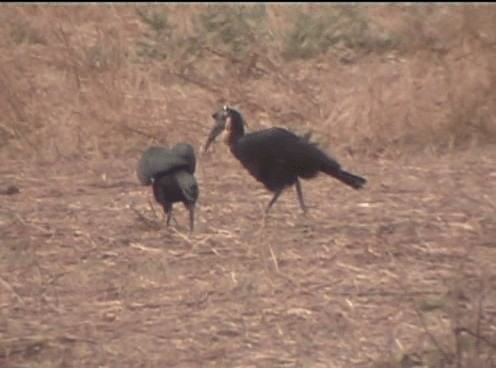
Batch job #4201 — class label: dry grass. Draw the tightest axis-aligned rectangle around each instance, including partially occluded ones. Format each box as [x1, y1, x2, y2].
[0, 4, 495, 368]
[0, 5, 495, 161]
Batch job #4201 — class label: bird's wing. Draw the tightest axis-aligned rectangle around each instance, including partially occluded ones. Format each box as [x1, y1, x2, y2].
[137, 146, 190, 185]
[237, 128, 340, 172]
[170, 143, 197, 174]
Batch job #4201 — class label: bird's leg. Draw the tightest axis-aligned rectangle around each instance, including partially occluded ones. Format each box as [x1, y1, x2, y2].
[265, 189, 283, 214]
[164, 203, 173, 227]
[295, 179, 308, 215]
[185, 203, 195, 233]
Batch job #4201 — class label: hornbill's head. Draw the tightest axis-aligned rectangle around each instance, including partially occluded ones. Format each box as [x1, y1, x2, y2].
[204, 105, 246, 152]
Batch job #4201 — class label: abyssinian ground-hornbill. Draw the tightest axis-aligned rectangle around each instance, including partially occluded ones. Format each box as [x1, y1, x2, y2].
[137, 143, 199, 232]
[204, 106, 366, 214]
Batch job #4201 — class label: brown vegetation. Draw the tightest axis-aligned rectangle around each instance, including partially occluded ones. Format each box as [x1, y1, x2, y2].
[1, 4, 495, 367]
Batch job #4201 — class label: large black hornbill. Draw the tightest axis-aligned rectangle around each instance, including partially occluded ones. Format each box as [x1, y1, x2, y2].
[204, 106, 366, 214]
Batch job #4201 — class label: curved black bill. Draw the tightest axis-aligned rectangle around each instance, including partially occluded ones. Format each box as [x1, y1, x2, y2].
[204, 113, 227, 152]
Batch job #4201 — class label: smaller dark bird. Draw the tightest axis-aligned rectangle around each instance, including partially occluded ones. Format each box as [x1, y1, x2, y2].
[137, 143, 199, 232]
[204, 106, 366, 215]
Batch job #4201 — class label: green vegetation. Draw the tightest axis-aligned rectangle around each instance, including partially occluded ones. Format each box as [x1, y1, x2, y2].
[281, 5, 399, 59]
[10, 21, 44, 45]
[136, 8, 174, 60]
[195, 4, 269, 57]
[136, 4, 270, 63]
[136, 4, 400, 62]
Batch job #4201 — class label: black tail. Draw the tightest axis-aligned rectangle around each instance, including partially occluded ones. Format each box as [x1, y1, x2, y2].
[332, 170, 367, 189]
[319, 155, 366, 190]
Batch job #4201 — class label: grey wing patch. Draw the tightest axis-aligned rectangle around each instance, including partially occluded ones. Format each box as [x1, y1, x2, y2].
[170, 143, 196, 174]
[137, 146, 189, 186]
[174, 170, 199, 203]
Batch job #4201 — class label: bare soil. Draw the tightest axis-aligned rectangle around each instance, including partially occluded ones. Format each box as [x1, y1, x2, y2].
[1, 145, 495, 368]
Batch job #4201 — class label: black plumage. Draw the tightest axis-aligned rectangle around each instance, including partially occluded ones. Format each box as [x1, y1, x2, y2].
[137, 143, 199, 232]
[205, 106, 366, 214]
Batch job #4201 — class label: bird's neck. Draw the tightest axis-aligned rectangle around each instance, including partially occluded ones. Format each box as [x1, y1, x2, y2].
[224, 132, 240, 151]
[223, 111, 245, 151]
[223, 125, 244, 149]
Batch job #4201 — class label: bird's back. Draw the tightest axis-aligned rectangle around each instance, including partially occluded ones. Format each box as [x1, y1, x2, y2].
[137, 146, 191, 186]
[232, 127, 341, 191]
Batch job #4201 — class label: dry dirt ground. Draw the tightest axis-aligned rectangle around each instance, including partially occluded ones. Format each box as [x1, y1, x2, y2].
[1, 142, 495, 368]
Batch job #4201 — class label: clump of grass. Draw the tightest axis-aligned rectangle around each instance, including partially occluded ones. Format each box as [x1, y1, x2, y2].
[194, 4, 270, 58]
[10, 21, 45, 45]
[136, 5, 270, 63]
[86, 44, 113, 71]
[380, 270, 496, 368]
[136, 7, 175, 61]
[419, 295, 449, 312]
[282, 5, 401, 60]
